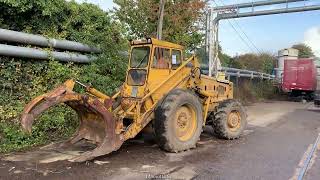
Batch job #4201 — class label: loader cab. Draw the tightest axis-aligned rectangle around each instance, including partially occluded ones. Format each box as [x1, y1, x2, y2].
[123, 38, 184, 98]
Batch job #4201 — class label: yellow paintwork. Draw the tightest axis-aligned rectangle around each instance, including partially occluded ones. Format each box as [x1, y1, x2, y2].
[227, 111, 241, 132]
[150, 38, 184, 50]
[175, 105, 197, 141]
[131, 38, 184, 50]
[87, 87, 110, 100]
[21, 38, 235, 162]
[50, 39, 233, 142]
[216, 72, 227, 82]
[64, 79, 76, 89]
[108, 38, 234, 141]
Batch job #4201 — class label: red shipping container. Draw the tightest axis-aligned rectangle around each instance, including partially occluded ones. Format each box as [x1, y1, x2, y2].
[282, 58, 317, 92]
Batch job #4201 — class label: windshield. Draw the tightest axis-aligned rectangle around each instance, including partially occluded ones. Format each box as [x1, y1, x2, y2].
[130, 46, 150, 68]
[127, 69, 147, 86]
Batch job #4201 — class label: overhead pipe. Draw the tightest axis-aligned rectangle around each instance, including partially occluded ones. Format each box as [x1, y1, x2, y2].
[217, 5, 320, 20]
[0, 44, 96, 63]
[212, 0, 307, 10]
[0, 28, 101, 53]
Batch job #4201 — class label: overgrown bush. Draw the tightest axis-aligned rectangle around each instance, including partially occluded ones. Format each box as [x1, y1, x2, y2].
[233, 79, 277, 104]
[0, 0, 279, 153]
[233, 53, 276, 74]
[0, 0, 127, 152]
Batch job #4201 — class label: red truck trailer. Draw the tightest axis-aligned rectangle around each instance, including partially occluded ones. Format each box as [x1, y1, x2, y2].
[282, 58, 317, 98]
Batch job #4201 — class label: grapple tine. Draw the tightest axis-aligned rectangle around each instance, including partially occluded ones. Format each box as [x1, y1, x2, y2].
[68, 98, 124, 162]
[68, 132, 123, 162]
[21, 85, 67, 133]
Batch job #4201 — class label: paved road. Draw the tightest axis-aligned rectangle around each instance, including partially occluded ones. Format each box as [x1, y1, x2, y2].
[1, 101, 320, 180]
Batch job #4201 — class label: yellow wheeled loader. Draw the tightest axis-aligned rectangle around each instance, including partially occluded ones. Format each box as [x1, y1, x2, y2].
[21, 38, 247, 162]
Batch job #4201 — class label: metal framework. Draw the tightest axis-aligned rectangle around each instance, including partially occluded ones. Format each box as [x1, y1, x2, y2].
[212, 0, 307, 10]
[206, 0, 320, 77]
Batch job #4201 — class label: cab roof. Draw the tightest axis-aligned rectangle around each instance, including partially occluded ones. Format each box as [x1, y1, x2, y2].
[130, 38, 184, 50]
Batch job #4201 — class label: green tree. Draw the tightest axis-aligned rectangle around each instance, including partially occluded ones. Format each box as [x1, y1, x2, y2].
[217, 45, 243, 68]
[113, 0, 207, 49]
[195, 44, 242, 68]
[0, 0, 128, 152]
[233, 53, 276, 74]
[292, 43, 314, 58]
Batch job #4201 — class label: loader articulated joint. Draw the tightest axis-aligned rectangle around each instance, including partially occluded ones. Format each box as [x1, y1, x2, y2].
[191, 67, 201, 79]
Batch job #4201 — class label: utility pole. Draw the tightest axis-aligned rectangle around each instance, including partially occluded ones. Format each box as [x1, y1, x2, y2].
[157, 0, 165, 40]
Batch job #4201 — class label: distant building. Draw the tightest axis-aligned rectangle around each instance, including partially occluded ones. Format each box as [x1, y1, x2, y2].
[315, 57, 320, 75]
[276, 48, 299, 82]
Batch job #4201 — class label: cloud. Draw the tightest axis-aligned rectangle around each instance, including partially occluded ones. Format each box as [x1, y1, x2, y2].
[304, 26, 320, 57]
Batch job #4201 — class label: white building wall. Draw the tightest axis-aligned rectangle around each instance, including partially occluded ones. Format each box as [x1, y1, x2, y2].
[276, 48, 299, 81]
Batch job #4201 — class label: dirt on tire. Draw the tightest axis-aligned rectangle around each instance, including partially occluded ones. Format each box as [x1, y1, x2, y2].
[212, 99, 247, 139]
[154, 89, 203, 152]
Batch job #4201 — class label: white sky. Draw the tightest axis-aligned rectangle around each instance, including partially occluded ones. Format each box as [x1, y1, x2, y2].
[75, 0, 320, 57]
[74, 0, 114, 10]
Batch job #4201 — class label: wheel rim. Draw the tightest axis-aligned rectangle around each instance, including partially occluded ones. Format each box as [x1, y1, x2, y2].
[174, 104, 197, 141]
[227, 110, 241, 132]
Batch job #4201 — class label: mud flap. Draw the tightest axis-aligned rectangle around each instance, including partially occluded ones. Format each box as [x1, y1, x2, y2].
[21, 82, 124, 162]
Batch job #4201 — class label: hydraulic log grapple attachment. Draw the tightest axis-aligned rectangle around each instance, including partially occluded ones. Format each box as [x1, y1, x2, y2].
[21, 38, 247, 162]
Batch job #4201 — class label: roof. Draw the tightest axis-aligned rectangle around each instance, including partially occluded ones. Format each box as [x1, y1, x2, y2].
[151, 38, 184, 50]
[131, 38, 184, 50]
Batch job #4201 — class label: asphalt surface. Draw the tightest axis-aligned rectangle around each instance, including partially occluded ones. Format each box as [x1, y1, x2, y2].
[0, 101, 320, 180]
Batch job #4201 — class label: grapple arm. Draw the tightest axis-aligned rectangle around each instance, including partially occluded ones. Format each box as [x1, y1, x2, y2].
[21, 79, 123, 162]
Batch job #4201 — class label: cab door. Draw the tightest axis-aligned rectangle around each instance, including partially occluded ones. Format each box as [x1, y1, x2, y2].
[147, 47, 184, 100]
[147, 46, 171, 91]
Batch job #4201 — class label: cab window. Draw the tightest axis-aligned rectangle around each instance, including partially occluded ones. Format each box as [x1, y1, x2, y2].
[127, 69, 147, 86]
[130, 46, 150, 68]
[152, 47, 170, 69]
[171, 50, 182, 69]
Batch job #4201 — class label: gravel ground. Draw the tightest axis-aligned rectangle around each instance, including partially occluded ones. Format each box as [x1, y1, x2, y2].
[1, 101, 319, 180]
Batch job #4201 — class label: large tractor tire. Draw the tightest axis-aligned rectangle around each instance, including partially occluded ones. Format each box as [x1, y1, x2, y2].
[212, 100, 247, 139]
[154, 89, 203, 152]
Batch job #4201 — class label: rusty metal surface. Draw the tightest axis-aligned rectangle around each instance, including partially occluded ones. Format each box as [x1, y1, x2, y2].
[21, 82, 123, 162]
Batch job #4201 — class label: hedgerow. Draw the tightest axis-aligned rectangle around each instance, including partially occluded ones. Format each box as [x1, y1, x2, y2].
[0, 0, 127, 152]
[0, 0, 277, 153]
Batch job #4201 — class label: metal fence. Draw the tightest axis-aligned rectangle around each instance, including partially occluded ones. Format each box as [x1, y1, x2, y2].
[200, 65, 275, 80]
[221, 67, 275, 80]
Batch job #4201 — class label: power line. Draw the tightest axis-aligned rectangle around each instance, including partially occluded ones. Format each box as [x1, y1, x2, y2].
[211, 0, 255, 52]
[219, 23, 249, 55]
[226, 19, 256, 52]
[212, 0, 262, 54]
[217, 0, 261, 53]
[231, 18, 262, 53]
